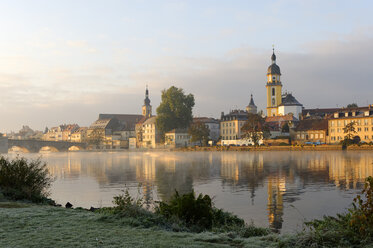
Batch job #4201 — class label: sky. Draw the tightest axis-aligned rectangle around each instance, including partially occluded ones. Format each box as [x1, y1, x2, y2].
[1, 0, 373, 132]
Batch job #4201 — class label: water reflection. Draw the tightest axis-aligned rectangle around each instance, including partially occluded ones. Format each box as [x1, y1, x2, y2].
[9, 151, 373, 232]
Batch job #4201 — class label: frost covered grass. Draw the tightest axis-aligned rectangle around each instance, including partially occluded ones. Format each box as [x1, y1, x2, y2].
[0, 204, 277, 248]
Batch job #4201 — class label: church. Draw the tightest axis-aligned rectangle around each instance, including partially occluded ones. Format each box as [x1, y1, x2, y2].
[266, 49, 303, 119]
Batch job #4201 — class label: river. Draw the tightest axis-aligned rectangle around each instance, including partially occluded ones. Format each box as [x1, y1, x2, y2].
[5, 151, 373, 232]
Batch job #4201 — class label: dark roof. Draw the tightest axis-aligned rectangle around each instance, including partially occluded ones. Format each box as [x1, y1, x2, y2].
[302, 105, 373, 119]
[280, 93, 302, 106]
[221, 110, 248, 121]
[267, 63, 281, 75]
[295, 119, 328, 131]
[248, 94, 256, 107]
[98, 114, 143, 131]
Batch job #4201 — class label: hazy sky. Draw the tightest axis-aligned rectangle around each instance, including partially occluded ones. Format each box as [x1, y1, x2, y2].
[1, 0, 373, 132]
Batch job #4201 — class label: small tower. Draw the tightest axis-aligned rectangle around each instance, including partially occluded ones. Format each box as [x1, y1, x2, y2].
[266, 48, 283, 117]
[246, 94, 257, 114]
[142, 85, 152, 117]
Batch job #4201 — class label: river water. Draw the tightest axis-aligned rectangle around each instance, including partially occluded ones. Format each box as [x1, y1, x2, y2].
[5, 151, 373, 232]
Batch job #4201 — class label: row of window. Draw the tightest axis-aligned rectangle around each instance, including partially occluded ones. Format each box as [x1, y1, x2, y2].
[330, 118, 373, 127]
[297, 133, 324, 139]
[330, 127, 373, 133]
[222, 136, 237, 140]
[331, 135, 373, 141]
[144, 135, 154, 140]
[222, 129, 238, 135]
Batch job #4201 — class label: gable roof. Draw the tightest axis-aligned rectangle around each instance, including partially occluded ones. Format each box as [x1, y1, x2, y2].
[99, 114, 143, 130]
[295, 119, 328, 131]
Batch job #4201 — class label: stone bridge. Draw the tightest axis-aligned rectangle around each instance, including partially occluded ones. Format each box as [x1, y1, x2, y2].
[0, 138, 87, 153]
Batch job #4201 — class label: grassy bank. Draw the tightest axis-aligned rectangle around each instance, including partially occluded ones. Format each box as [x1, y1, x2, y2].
[0, 201, 277, 248]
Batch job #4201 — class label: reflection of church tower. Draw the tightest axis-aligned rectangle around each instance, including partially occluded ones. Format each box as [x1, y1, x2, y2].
[246, 94, 257, 114]
[142, 86, 152, 117]
[267, 177, 285, 231]
[266, 48, 283, 117]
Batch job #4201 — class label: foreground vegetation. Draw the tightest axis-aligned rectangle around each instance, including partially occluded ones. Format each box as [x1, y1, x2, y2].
[1, 156, 373, 247]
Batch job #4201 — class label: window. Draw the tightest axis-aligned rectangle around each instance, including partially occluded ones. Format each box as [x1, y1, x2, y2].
[315, 134, 319, 139]
[272, 98, 275, 105]
[365, 127, 369, 131]
[310, 134, 314, 139]
[272, 88, 275, 96]
[320, 133, 324, 138]
[358, 128, 362, 131]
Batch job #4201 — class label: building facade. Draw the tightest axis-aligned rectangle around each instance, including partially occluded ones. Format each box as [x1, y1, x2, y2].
[295, 119, 328, 144]
[220, 110, 248, 145]
[141, 116, 160, 148]
[328, 106, 373, 144]
[165, 129, 190, 148]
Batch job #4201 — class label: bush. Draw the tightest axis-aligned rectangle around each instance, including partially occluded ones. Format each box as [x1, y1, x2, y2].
[349, 176, 373, 238]
[0, 156, 53, 203]
[158, 190, 214, 230]
[281, 177, 373, 247]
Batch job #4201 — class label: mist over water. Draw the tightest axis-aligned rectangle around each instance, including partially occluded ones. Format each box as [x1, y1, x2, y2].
[6, 151, 373, 232]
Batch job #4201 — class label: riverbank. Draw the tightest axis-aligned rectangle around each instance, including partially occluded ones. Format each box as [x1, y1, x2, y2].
[173, 144, 373, 152]
[0, 201, 278, 248]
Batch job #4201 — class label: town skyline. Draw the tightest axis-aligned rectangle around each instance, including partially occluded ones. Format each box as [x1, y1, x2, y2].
[1, 0, 373, 132]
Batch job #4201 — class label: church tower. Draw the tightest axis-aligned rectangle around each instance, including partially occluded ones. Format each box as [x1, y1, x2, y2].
[266, 48, 282, 117]
[142, 86, 152, 117]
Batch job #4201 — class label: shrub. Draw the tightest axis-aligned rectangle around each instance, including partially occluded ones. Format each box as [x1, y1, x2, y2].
[349, 176, 373, 238]
[158, 190, 214, 230]
[282, 177, 373, 247]
[0, 156, 53, 202]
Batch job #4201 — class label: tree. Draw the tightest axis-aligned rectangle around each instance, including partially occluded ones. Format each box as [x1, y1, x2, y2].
[347, 103, 358, 108]
[156, 86, 195, 141]
[88, 128, 104, 149]
[188, 122, 210, 146]
[281, 122, 290, 133]
[241, 113, 269, 146]
[343, 121, 357, 140]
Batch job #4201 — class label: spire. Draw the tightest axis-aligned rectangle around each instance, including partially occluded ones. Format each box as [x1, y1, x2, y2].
[144, 85, 150, 106]
[246, 93, 257, 114]
[249, 94, 256, 106]
[271, 46, 276, 64]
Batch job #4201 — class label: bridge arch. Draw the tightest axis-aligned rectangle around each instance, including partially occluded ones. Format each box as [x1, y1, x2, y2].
[68, 145, 83, 151]
[39, 146, 59, 153]
[8, 146, 30, 153]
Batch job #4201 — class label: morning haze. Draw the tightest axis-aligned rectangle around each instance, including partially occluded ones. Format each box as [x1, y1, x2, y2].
[0, 1, 373, 132]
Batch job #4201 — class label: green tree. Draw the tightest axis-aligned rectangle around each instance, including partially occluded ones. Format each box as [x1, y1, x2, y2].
[241, 113, 269, 146]
[347, 103, 358, 108]
[343, 121, 357, 140]
[156, 86, 195, 141]
[281, 122, 290, 133]
[188, 122, 210, 146]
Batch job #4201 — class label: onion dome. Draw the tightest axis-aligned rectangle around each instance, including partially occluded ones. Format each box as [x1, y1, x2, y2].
[267, 49, 281, 75]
